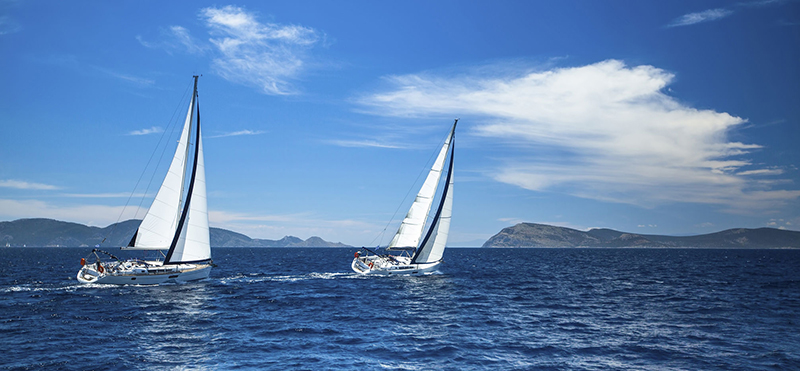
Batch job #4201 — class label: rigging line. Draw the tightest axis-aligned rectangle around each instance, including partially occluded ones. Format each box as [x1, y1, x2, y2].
[100, 80, 194, 245]
[369, 127, 453, 247]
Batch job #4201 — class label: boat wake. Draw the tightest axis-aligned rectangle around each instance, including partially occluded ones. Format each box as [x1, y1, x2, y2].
[219, 272, 356, 284]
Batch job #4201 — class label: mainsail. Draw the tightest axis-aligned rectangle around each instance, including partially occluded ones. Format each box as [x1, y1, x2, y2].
[412, 137, 454, 264]
[125, 76, 211, 264]
[387, 124, 456, 249]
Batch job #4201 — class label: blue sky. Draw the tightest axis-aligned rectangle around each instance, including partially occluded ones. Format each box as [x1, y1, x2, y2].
[1, 1, 798, 246]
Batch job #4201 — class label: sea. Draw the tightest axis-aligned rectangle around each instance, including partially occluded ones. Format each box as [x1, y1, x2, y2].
[1, 247, 799, 370]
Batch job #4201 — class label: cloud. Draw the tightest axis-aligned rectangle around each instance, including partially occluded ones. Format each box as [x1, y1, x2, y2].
[357, 59, 800, 213]
[0, 179, 60, 190]
[0, 15, 21, 35]
[498, 217, 525, 225]
[137, 26, 207, 54]
[737, 168, 784, 176]
[207, 129, 265, 138]
[326, 139, 403, 149]
[667, 8, 734, 27]
[200, 5, 323, 95]
[91, 66, 156, 86]
[127, 126, 163, 136]
[60, 192, 150, 198]
[666, 1, 787, 28]
[138, 6, 323, 95]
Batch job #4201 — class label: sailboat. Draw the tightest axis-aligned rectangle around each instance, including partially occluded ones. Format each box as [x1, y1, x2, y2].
[352, 120, 456, 275]
[78, 76, 212, 284]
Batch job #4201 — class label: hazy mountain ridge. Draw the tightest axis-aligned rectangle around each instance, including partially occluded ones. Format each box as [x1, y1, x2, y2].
[0, 218, 350, 248]
[483, 223, 800, 248]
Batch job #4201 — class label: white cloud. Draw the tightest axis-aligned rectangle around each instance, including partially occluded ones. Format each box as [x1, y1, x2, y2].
[207, 129, 265, 138]
[60, 192, 149, 198]
[137, 26, 207, 55]
[92, 66, 155, 86]
[0, 179, 60, 190]
[667, 8, 734, 27]
[737, 168, 784, 176]
[200, 5, 322, 95]
[0, 15, 21, 35]
[358, 59, 800, 213]
[326, 139, 403, 149]
[498, 217, 526, 225]
[137, 6, 323, 95]
[167, 25, 207, 54]
[127, 126, 163, 136]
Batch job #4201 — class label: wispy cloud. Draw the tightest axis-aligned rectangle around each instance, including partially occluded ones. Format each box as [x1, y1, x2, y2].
[666, 1, 787, 28]
[59, 192, 150, 198]
[127, 126, 163, 136]
[0, 15, 21, 35]
[0, 179, 60, 190]
[92, 66, 155, 86]
[737, 168, 784, 176]
[667, 8, 734, 27]
[498, 217, 525, 225]
[137, 25, 208, 54]
[207, 129, 265, 139]
[326, 139, 403, 149]
[139, 5, 324, 95]
[357, 59, 800, 213]
[201, 5, 323, 95]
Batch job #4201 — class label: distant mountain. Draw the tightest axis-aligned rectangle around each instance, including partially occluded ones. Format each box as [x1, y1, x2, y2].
[483, 223, 800, 248]
[0, 218, 350, 248]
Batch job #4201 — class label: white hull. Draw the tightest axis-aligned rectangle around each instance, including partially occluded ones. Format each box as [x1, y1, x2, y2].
[77, 261, 211, 285]
[351, 255, 440, 276]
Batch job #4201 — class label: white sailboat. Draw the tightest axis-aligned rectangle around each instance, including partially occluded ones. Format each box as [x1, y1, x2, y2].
[78, 76, 212, 284]
[352, 120, 457, 275]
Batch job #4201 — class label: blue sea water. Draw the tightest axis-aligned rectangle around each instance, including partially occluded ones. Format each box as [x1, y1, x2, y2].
[1, 247, 799, 370]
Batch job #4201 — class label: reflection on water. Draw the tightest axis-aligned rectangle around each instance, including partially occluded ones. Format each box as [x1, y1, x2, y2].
[129, 283, 216, 368]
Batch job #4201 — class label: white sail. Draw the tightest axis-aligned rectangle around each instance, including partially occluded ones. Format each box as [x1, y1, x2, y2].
[131, 93, 195, 250]
[388, 129, 454, 249]
[413, 162, 453, 264]
[166, 130, 210, 263]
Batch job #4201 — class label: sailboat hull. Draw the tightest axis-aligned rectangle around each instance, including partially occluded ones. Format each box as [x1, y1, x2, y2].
[351, 256, 440, 276]
[77, 263, 211, 285]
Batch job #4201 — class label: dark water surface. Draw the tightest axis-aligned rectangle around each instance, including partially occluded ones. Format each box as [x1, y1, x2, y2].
[1, 248, 799, 370]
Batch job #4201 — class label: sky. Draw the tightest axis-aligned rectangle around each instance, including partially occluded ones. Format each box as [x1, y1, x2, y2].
[1, 1, 799, 246]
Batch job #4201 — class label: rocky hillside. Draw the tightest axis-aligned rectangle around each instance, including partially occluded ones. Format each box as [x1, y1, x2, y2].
[0, 218, 350, 248]
[483, 223, 800, 248]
